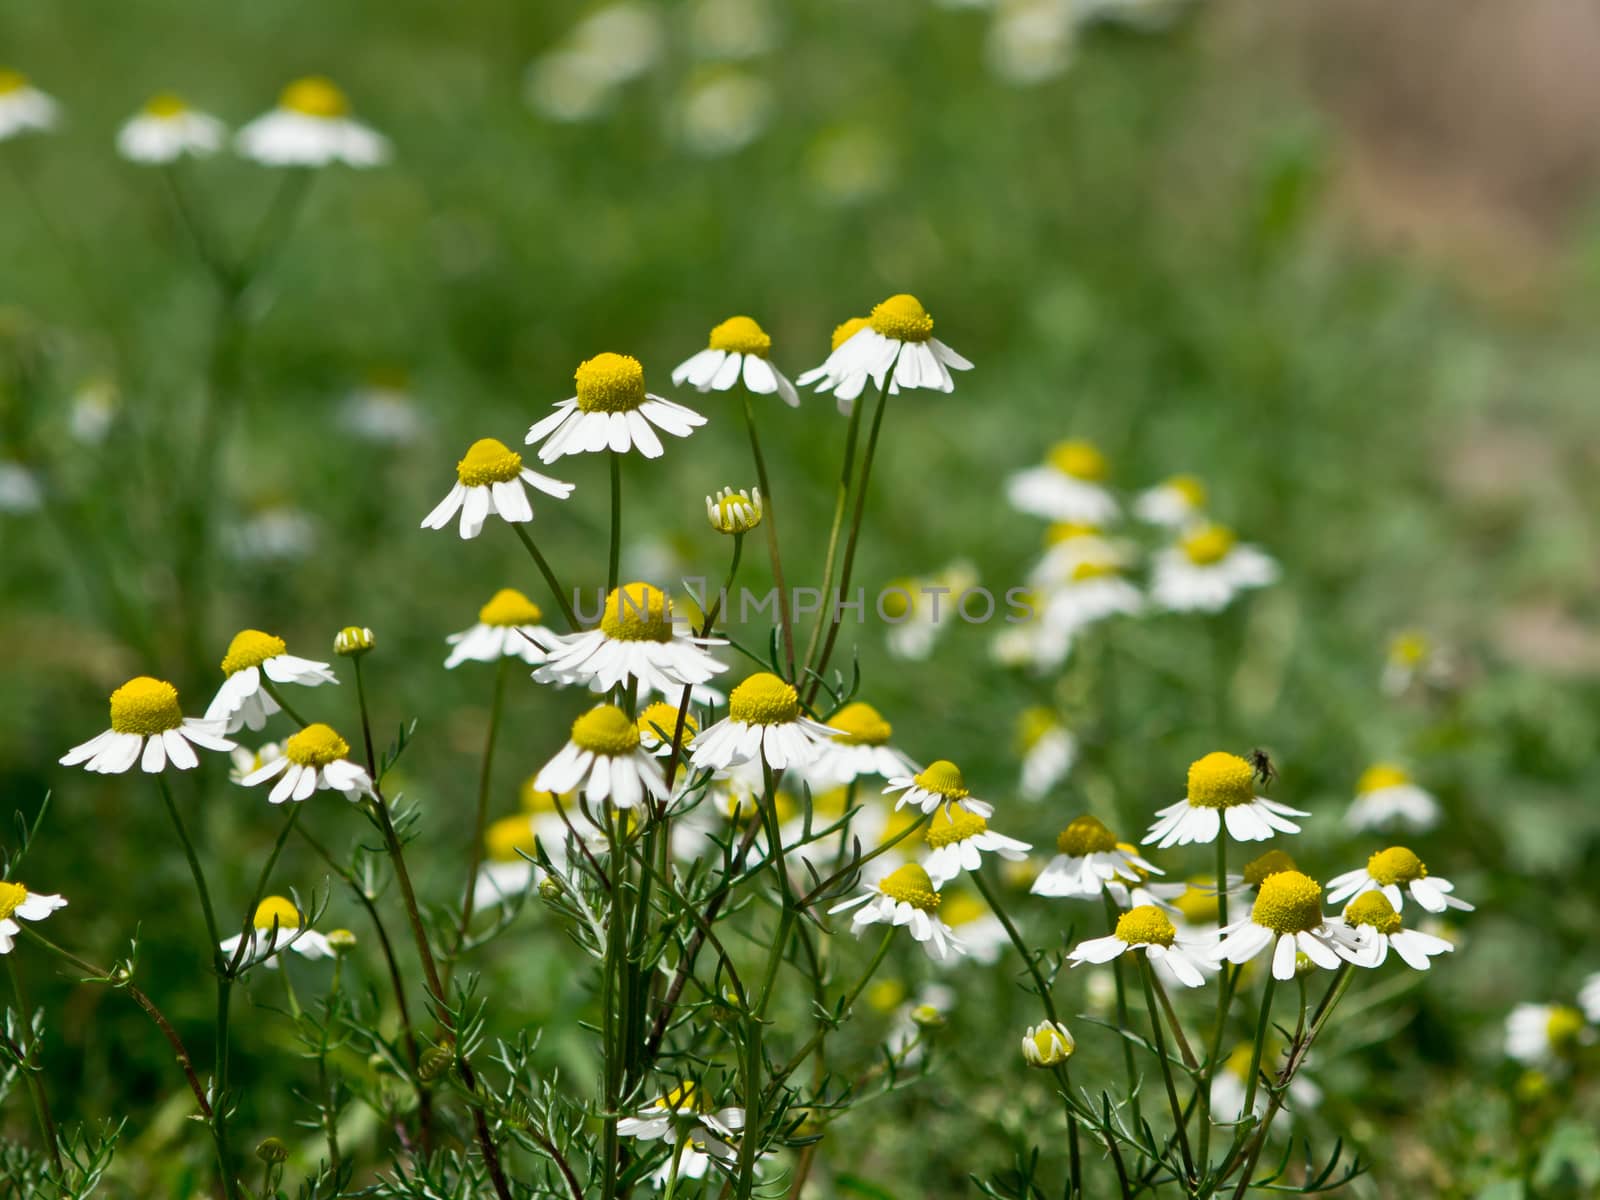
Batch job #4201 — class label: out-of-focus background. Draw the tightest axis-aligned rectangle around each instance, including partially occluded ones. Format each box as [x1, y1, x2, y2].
[3, 0, 1600, 1196]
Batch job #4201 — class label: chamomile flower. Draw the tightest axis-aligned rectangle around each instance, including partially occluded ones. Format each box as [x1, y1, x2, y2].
[1133, 474, 1207, 528]
[0, 882, 66, 954]
[533, 703, 667, 810]
[472, 815, 543, 909]
[420, 437, 575, 540]
[340, 369, 423, 443]
[1016, 708, 1075, 800]
[1382, 629, 1447, 696]
[445, 589, 554, 668]
[1335, 892, 1453, 970]
[60, 677, 234, 775]
[535, 583, 726, 694]
[240, 723, 373, 804]
[219, 896, 333, 969]
[1325, 846, 1473, 914]
[673, 316, 798, 406]
[1145, 752, 1307, 848]
[229, 742, 282, 785]
[1213, 848, 1301, 898]
[1150, 523, 1277, 614]
[798, 294, 972, 402]
[1027, 522, 1132, 590]
[705, 486, 763, 534]
[1070, 904, 1210, 988]
[617, 1082, 744, 1158]
[830, 863, 965, 962]
[204, 629, 338, 733]
[0, 71, 57, 141]
[116, 93, 224, 162]
[236, 77, 389, 167]
[1021, 1020, 1076, 1068]
[1506, 1004, 1590, 1067]
[636, 700, 699, 756]
[1005, 440, 1118, 524]
[1030, 816, 1147, 897]
[690, 672, 839, 771]
[1344, 763, 1440, 833]
[527, 353, 706, 463]
[0, 461, 42, 513]
[804, 701, 919, 786]
[921, 806, 1031, 886]
[1041, 561, 1143, 634]
[1213, 870, 1356, 981]
[884, 760, 994, 820]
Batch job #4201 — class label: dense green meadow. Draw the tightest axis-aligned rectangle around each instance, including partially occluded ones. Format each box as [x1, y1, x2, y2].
[3, 1, 1600, 1197]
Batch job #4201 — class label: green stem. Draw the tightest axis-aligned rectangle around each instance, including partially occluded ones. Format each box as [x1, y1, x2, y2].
[351, 658, 378, 775]
[801, 380, 867, 676]
[1240, 973, 1276, 1126]
[600, 808, 629, 1200]
[513, 522, 579, 630]
[450, 656, 510, 964]
[259, 678, 310, 729]
[4, 959, 63, 1177]
[1103, 893, 1143, 1130]
[1138, 957, 1194, 1181]
[608, 449, 622, 593]
[739, 392, 795, 677]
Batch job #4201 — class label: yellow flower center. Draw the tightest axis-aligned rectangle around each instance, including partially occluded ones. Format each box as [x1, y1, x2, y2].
[913, 760, 969, 801]
[1115, 905, 1177, 947]
[1250, 870, 1324, 935]
[1366, 846, 1427, 886]
[252, 895, 301, 931]
[925, 806, 988, 848]
[1181, 524, 1237, 566]
[868, 294, 934, 343]
[0, 70, 29, 95]
[831, 316, 870, 351]
[652, 1082, 701, 1113]
[829, 702, 891, 746]
[1056, 815, 1118, 857]
[637, 701, 697, 746]
[1388, 631, 1429, 666]
[708, 487, 762, 533]
[1070, 560, 1119, 582]
[866, 978, 906, 1012]
[280, 76, 349, 118]
[878, 864, 940, 912]
[728, 673, 800, 725]
[456, 438, 524, 487]
[1044, 522, 1100, 546]
[486, 815, 538, 863]
[284, 723, 350, 768]
[0, 882, 28, 921]
[574, 352, 646, 413]
[940, 891, 988, 928]
[599, 583, 674, 642]
[144, 92, 188, 117]
[109, 677, 184, 736]
[220, 629, 288, 676]
[1167, 474, 1206, 507]
[1186, 752, 1256, 809]
[1547, 1006, 1585, 1049]
[707, 315, 771, 357]
[1241, 849, 1297, 888]
[1173, 882, 1219, 924]
[1016, 706, 1058, 751]
[1046, 440, 1107, 481]
[1358, 763, 1410, 793]
[1026, 1023, 1075, 1065]
[478, 588, 542, 627]
[1342, 892, 1402, 935]
[570, 705, 641, 757]
[878, 579, 916, 620]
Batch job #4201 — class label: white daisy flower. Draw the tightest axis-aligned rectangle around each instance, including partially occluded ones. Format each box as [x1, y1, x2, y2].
[1021, 1020, 1076, 1068]
[921, 806, 1031, 886]
[1070, 904, 1211, 988]
[1506, 1003, 1590, 1067]
[1016, 707, 1075, 800]
[69, 376, 119, 444]
[421, 437, 575, 540]
[339, 370, 423, 443]
[534, 703, 667, 810]
[647, 1133, 738, 1188]
[1040, 561, 1143, 635]
[1212, 870, 1358, 982]
[219, 896, 333, 970]
[797, 293, 972, 403]
[1334, 892, 1453, 971]
[235, 77, 389, 167]
[1150, 523, 1278, 614]
[1005, 440, 1118, 524]
[0, 461, 42, 513]
[445, 588, 554, 669]
[1211, 848, 1301, 899]
[990, 594, 1073, 675]
[1345, 763, 1440, 833]
[884, 759, 994, 820]
[1133, 474, 1207, 528]
[705, 486, 763, 534]
[635, 700, 700, 758]
[116, 93, 224, 163]
[1144, 752, 1307, 849]
[0, 881, 66, 954]
[60, 676, 234, 775]
[229, 741, 283, 785]
[204, 629, 339, 734]
[1325, 846, 1473, 915]
[1382, 629, 1445, 697]
[829, 863, 965, 962]
[689, 672, 839, 772]
[617, 1082, 743, 1163]
[672, 315, 798, 406]
[0, 70, 57, 141]
[536, 583, 726, 695]
[1582, 973, 1600, 1025]
[526, 353, 705, 463]
[240, 723, 373, 804]
[803, 701, 919, 787]
[1026, 522, 1133, 590]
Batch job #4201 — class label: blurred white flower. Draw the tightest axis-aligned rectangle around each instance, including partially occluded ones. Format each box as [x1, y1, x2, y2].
[1006, 440, 1117, 524]
[884, 560, 979, 661]
[525, 51, 618, 123]
[1016, 707, 1075, 800]
[237, 77, 389, 168]
[1134, 474, 1207, 528]
[525, 3, 665, 122]
[689, 0, 780, 59]
[0, 70, 58, 141]
[69, 376, 119, 444]
[986, 0, 1077, 87]
[1150, 523, 1277, 614]
[677, 69, 772, 158]
[0, 461, 42, 513]
[1505, 1003, 1590, 1067]
[340, 371, 423, 443]
[229, 504, 317, 561]
[116, 94, 225, 163]
[1344, 763, 1440, 833]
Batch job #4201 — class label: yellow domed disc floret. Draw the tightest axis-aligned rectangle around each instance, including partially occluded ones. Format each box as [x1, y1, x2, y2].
[144, 92, 188, 117]
[869, 294, 934, 343]
[1181, 524, 1237, 566]
[831, 316, 869, 350]
[913, 760, 969, 801]
[708, 316, 772, 357]
[878, 863, 940, 912]
[1250, 870, 1324, 935]
[1343, 891, 1402, 935]
[456, 438, 524, 487]
[570, 705, 641, 757]
[0, 882, 28, 922]
[1045, 522, 1100, 546]
[220, 629, 287, 676]
[285, 723, 350, 769]
[925, 806, 988, 848]
[1366, 846, 1427, 887]
[1167, 474, 1207, 507]
[1057, 815, 1118, 857]
[599, 583, 673, 642]
[0, 71, 31, 95]
[575, 352, 646, 413]
[1547, 1006, 1586, 1050]
[252, 895, 302, 931]
[1388, 631, 1429, 666]
[478, 588, 542, 628]
[1115, 905, 1177, 947]
[940, 891, 988, 928]
[1358, 763, 1410, 793]
[1173, 881, 1220, 925]
[653, 1082, 701, 1113]
[637, 701, 697, 746]
[486, 816, 538, 863]
[1047, 440, 1107, 481]
[281, 76, 349, 118]
[109, 677, 184, 736]
[829, 702, 892, 746]
[729, 673, 800, 726]
[1187, 752, 1256, 809]
[1241, 849, 1297, 888]
[1070, 560, 1120, 582]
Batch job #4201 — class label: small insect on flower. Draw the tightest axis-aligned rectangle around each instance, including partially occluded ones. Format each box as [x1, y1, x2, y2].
[673, 315, 799, 406]
[535, 583, 727, 695]
[1505, 1003, 1591, 1067]
[239, 723, 374, 804]
[1150, 523, 1278, 614]
[1021, 1020, 1075, 1068]
[0, 70, 58, 141]
[884, 759, 994, 820]
[1334, 892, 1453, 971]
[220, 896, 333, 970]
[235, 76, 389, 167]
[60, 677, 235, 775]
[1212, 870, 1359, 981]
[534, 703, 667, 810]
[830, 863, 966, 962]
[421, 437, 575, 540]
[1134, 474, 1207, 528]
[527, 353, 706, 463]
[1032, 815, 1159, 899]
[690, 672, 840, 771]
[1325, 846, 1473, 914]
[0, 881, 67, 954]
[921, 806, 1031, 886]
[1145, 752, 1308, 849]
[205, 629, 339, 734]
[1248, 747, 1277, 789]
[1006, 439, 1118, 525]
[705, 486, 763, 535]
[1015, 707, 1075, 801]
[1070, 905, 1211, 988]
[798, 293, 972, 403]
[116, 93, 224, 163]
[1344, 763, 1440, 833]
[802, 700, 919, 787]
[445, 589, 555, 668]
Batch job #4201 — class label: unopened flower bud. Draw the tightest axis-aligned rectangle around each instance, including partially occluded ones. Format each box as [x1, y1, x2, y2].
[706, 486, 763, 535]
[326, 928, 357, 955]
[418, 1044, 456, 1082]
[334, 626, 376, 657]
[911, 1003, 946, 1030]
[538, 876, 563, 902]
[256, 1137, 288, 1164]
[1021, 1020, 1075, 1068]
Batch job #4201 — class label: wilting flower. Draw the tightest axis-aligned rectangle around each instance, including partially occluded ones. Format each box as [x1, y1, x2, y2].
[1070, 904, 1210, 988]
[1325, 846, 1472, 915]
[236, 77, 389, 167]
[533, 704, 667, 810]
[0, 881, 66, 954]
[830, 863, 965, 961]
[527, 353, 705, 463]
[1145, 752, 1306, 848]
[1344, 763, 1439, 833]
[690, 672, 839, 771]
[445, 589, 553, 668]
[799, 294, 971, 403]
[421, 437, 574, 540]
[240, 723, 373, 804]
[1150, 524, 1277, 614]
[220, 896, 333, 969]
[116, 93, 224, 162]
[205, 629, 338, 733]
[61, 677, 233, 775]
[674, 316, 797, 406]
[1006, 440, 1117, 524]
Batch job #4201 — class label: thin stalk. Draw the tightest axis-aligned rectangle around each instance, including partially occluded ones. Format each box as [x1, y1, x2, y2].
[1103, 893, 1143, 1129]
[4, 960, 63, 1176]
[351, 658, 379, 776]
[449, 657, 510, 966]
[259, 678, 310, 729]
[600, 809, 629, 1200]
[609, 450, 622, 592]
[1138, 957, 1194, 1181]
[513, 523, 579, 630]
[801, 384, 867, 675]
[740, 392, 794, 677]
[1240, 974, 1276, 1128]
